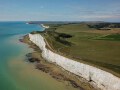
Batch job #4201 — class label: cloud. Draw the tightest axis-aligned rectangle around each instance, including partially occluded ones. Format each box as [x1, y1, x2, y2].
[66, 2, 120, 18]
[77, 15, 120, 19]
[61, 14, 119, 22]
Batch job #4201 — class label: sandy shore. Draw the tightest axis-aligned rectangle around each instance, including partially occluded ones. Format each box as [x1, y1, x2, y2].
[20, 35, 98, 90]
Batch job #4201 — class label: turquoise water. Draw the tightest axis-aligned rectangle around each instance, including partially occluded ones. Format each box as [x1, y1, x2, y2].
[0, 22, 78, 90]
[0, 22, 42, 90]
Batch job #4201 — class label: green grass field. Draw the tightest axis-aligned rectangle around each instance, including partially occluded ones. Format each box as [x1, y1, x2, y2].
[42, 23, 120, 76]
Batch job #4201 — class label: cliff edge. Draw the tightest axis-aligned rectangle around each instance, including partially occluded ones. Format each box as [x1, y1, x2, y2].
[29, 33, 120, 90]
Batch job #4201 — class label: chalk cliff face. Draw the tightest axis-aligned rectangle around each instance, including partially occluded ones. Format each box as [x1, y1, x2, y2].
[29, 33, 120, 90]
[41, 24, 49, 28]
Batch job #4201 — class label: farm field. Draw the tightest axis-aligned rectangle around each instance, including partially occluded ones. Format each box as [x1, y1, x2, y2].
[42, 23, 120, 76]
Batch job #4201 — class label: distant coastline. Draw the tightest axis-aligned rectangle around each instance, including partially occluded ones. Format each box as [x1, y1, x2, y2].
[41, 24, 49, 28]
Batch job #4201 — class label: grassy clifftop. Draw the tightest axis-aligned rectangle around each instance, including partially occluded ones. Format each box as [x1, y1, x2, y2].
[34, 23, 120, 75]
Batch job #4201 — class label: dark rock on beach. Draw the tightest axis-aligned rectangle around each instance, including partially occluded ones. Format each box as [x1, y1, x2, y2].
[26, 53, 40, 63]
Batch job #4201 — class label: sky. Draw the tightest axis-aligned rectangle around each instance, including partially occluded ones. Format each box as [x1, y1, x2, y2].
[0, 0, 120, 22]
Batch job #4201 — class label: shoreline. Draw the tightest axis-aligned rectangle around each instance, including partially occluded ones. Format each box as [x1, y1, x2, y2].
[21, 35, 97, 90]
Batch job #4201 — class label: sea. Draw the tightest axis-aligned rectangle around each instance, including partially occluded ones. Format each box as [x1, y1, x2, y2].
[0, 22, 77, 90]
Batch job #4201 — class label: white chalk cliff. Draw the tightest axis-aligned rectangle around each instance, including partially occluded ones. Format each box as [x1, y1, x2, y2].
[41, 24, 49, 28]
[29, 33, 120, 90]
